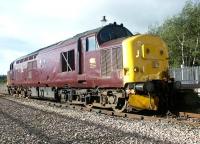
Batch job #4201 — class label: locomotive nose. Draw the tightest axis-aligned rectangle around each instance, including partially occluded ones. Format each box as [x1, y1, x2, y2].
[122, 35, 170, 111]
[122, 34, 169, 84]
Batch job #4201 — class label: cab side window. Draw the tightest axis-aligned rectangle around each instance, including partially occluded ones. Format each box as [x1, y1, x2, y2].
[86, 36, 97, 52]
[10, 63, 14, 70]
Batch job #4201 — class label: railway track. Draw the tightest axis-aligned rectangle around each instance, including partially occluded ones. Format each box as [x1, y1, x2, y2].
[46, 100, 200, 127]
[179, 112, 200, 119]
[1, 93, 199, 126]
[0, 93, 200, 144]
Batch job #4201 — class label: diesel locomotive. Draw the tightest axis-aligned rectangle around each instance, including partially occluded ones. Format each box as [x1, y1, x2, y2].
[7, 23, 178, 112]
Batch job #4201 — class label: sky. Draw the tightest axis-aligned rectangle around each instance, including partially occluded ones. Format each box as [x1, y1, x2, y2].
[0, 0, 188, 75]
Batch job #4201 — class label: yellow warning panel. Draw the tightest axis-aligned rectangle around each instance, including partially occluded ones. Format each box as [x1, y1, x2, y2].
[128, 94, 159, 111]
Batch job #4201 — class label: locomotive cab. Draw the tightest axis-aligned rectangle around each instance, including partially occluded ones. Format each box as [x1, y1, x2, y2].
[96, 22, 133, 46]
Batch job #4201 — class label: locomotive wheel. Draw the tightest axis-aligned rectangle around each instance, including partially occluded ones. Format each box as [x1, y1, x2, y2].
[55, 94, 61, 102]
[84, 96, 93, 109]
[21, 90, 26, 98]
[84, 103, 93, 109]
[27, 90, 32, 98]
[112, 98, 127, 113]
[54, 90, 61, 102]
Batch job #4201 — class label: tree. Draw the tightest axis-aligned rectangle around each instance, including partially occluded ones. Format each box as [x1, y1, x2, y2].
[0, 75, 7, 83]
[148, 0, 200, 67]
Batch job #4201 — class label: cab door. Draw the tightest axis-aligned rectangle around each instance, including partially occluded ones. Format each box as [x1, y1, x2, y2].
[85, 35, 100, 78]
[78, 38, 86, 75]
[77, 38, 86, 83]
[77, 35, 100, 84]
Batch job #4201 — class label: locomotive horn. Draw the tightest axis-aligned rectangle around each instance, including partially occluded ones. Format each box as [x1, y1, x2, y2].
[101, 16, 107, 26]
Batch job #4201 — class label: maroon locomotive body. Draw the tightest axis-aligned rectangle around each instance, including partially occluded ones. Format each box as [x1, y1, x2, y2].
[8, 24, 130, 89]
[7, 23, 177, 112]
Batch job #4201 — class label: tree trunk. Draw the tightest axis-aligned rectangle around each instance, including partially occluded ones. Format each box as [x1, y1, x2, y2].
[192, 34, 199, 66]
[176, 34, 185, 66]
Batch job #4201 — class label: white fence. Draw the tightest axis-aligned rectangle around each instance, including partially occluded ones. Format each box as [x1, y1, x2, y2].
[170, 66, 200, 89]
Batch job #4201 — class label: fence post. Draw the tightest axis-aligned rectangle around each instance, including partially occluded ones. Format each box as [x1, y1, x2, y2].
[181, 64, 184, 81]
[195, 67, 199, 84]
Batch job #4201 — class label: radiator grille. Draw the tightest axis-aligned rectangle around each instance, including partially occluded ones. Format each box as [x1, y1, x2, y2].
[101, 47, 123, 76]
[101, 49, 111, 76]
[112, 47, 123, 70]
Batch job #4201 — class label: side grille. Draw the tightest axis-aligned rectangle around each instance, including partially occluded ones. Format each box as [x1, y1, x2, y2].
[101, 49, 111, 76]
[112, 47, 123, 70]
[101, 47, 123, 77]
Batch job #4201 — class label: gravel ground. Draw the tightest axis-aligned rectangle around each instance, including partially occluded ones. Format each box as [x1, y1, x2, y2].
[0, 95, 199, 144]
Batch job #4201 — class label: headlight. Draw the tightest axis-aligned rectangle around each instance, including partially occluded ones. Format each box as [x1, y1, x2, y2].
[152, 60, 159, 68]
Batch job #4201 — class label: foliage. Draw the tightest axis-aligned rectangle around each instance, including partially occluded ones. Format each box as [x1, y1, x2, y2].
[0, 75, 7, 83]
[148, 0, 200, 67]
